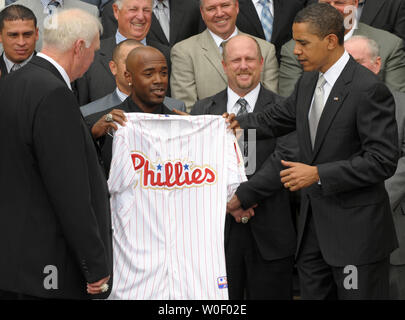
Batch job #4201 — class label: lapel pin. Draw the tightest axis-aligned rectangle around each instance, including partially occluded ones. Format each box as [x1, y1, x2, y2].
[334, 97, 339, 101]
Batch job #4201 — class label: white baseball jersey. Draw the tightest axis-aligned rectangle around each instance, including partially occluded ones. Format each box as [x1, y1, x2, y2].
[107, 113, 246, 300]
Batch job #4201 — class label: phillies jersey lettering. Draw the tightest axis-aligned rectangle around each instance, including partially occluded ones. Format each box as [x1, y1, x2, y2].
[107, 114, 246, 300]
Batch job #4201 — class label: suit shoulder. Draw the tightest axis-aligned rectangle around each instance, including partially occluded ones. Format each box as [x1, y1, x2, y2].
[191, 96, 215, 115]
[172, 34, 201, 52]
[357, 23, 403, 47]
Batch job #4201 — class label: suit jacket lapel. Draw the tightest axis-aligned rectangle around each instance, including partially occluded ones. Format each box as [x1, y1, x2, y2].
[271, 0, 283, 43]
[99, 37, 116, 81]
[0, 53, 8, 76]
[150, 13, 169, 45]
[211, 90, 228, 115]
[201, 30, 227, 82]
[311, 59, 354, 162]
[239, 0, 265, 39]
[299, 72, 319, 159]
[360, 0, 385, 25]
[169, 0, 184, 45]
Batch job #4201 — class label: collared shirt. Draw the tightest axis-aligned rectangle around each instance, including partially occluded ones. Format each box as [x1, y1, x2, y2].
[252, 0, 274, 20]
[115, 30, 147, 45]
[308, 50, 350, 117]
[227, 83, 261, 114]
[208, 27, 238, 53]
[116, 87, 128, 102]
[41, 0, 64, 14]
[3, 52, 34, 73]
[37, 52, 72, 90]
[153, 0, 170, 21]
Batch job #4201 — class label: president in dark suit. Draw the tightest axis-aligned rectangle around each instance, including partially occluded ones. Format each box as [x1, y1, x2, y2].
[235, 0, 307, 61]
[192, 34, 297, 299]
[0, 9, 112, 300]
[75, 0, 171, 105]
[227, 3, 399, 299]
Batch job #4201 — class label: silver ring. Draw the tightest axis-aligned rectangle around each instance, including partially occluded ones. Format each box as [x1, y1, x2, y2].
[105, 113, 113, 122]
[241, 217, 249, 224]
[100, 283, 109, 293]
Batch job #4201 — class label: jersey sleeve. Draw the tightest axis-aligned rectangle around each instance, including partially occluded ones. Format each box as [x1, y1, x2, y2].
[108, 124, 137, 195]
[226, 128, 248, 202]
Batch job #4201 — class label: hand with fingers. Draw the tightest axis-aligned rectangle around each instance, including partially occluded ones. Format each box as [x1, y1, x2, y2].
[226, 194, 257, 223]
[222, 112, 240, 135]
[280, 160, 320, 191]
[87, 275, 110, 295]
[172, 109, 189, 116]
[91, 109, 127, 139]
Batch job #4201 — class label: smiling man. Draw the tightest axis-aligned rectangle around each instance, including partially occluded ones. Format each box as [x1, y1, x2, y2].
[0, 5, 38, 78]
[170, 0, 279, 112]
[75, 0, 171, 105]
[191, 34, 297, 300]
[85, 45, 174, 177]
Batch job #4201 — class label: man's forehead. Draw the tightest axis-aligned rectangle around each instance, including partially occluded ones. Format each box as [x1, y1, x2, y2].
[2, 19, 36, 29]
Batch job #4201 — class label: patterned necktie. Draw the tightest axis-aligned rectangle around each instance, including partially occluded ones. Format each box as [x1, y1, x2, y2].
[156, 0, 170, 42]
[237, 98, 249, 160]
[259, 0, 274, 42]
[48, 1, 60, 15]
[308, 74, 327, 148]
[11, 63, 22, 73]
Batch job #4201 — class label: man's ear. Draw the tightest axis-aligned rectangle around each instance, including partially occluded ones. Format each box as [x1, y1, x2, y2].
[124, 70, 132, 85]
[109, 60, 117, 76]
[326, 33, 339, 50]
[73, 39, 86, 56]
[112, 3, 120, 21]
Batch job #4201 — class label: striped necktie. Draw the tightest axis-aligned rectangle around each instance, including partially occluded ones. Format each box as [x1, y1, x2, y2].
[237, 98, 249, 162]
[259, 0, 274, 42]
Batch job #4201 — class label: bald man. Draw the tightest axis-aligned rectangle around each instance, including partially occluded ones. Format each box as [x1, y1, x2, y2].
[85, 46, 174, 177]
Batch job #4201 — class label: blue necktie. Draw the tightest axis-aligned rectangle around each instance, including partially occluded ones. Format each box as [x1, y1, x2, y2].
[259, 0, 274, 42]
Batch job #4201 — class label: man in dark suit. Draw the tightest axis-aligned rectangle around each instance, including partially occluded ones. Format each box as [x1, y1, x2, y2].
[0, 5, 37, 79]
[235, 0, 307, 61]
[191, 34, 297, 299]
[0, 9, 112, 300]
[101, 0, 204, 45]
[85, 46, 174, 177]
[80, 39, 185, 117]
[75, 0, 171, 105]
[227, 3, 399, 299]
[358, 0, 405, 41]
[345, 35, 405, 300]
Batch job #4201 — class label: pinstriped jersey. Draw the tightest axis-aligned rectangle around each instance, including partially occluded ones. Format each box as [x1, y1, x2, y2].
[107, 113, 246, 300]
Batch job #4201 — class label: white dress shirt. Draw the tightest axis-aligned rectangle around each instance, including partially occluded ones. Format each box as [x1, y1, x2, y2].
[115, 30, 147, 45]
[116, 87, 128, 102]
[37, 52, 72, 90]
[3, 52, 34, 73]
[227, 83, 261, 114]
[208, 27, 239, 53]
[308, 50, 350, 119]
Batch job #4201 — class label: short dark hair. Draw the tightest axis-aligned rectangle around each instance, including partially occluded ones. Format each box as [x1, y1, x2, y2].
[112, 39, 144, 63]
[294, 3, 345, 45]
[0, 5, 37, 32]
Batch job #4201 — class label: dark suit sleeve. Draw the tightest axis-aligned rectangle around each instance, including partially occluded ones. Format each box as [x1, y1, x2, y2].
[235, 132, 298, 209]
[33, 87, 109, 283]
[237, 87, 298, 138]
[317, 82, 399, 195]
[394, 1, 405, 41]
